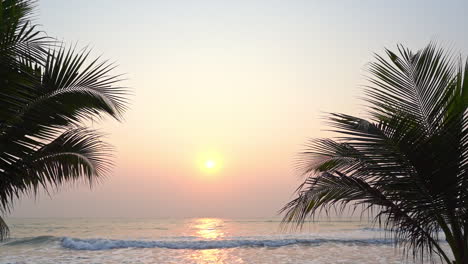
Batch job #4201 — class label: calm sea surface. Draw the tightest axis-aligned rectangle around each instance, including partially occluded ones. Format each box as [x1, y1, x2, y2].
[0, 218, 445, 264]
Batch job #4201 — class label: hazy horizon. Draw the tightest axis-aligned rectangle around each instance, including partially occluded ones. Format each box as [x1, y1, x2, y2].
[9, 0, 468, 218]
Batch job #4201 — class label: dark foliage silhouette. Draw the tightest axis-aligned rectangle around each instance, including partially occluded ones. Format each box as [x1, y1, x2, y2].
[0, 0, 128, 239]
[282, 43, 467, 264]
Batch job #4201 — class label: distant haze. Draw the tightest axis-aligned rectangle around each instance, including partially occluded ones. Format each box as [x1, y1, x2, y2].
[11, 0, 468, 218]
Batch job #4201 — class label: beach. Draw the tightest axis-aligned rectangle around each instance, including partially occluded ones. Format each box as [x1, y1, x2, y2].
[0, 217, 446, 264]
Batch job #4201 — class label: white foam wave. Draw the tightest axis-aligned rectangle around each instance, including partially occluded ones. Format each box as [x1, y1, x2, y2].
[61, 237, 391, 250]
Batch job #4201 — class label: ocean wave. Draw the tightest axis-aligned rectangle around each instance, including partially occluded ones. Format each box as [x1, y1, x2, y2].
[3, 236, 56, 246]
[61, 237, 392, 251]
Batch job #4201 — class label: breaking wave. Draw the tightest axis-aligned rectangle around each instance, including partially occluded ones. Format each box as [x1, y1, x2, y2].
[60, 236, 392, 250]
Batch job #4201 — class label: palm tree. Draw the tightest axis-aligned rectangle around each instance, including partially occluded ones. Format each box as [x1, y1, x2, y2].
[0, 0, 128, 239]
[281, 43, 467, 264]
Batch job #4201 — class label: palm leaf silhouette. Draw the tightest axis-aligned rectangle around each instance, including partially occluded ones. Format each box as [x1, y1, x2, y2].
[0, 0, 129, 239]
[281, 43, 467, 264]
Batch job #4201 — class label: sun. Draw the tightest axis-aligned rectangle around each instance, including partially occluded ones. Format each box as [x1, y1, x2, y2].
[196, 151, 223, 175]
[205, 160, 216, 169]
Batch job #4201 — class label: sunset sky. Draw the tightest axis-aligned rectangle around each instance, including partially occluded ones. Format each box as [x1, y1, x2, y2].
[11, 0, 468, 218]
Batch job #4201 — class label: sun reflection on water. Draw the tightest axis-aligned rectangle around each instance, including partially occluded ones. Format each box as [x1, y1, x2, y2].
[193, 218, 225, 240]
[186, 218, 245, 264]
[189, 249, 225, 264]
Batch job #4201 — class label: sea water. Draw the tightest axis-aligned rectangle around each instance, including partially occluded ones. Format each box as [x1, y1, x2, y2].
[0, 218, 446, 263]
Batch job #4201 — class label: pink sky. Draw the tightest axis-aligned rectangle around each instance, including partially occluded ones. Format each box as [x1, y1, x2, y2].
[10, 0, 468, 218]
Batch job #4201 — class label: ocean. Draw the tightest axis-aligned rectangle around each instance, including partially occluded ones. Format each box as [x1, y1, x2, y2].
[0, 217, 445, 264]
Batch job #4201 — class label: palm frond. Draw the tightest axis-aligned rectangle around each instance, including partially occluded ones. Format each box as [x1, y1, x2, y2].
[0, 45, 128, 193]
[283, 43, 467, 263]
[0, 128, 113, 214]
[0, 0, 129, 242]
[366, 43, 456, 134]
[0, 0, 49, 65]
[1, 46, 128, 138]
[280, 172, 450, 263]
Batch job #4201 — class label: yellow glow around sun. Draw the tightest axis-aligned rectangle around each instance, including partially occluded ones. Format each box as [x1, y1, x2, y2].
[196, 151, 223, 175]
